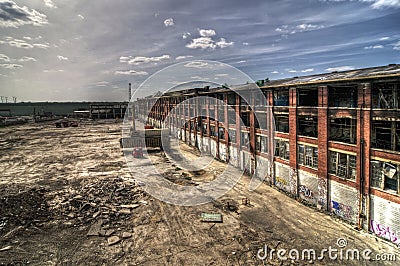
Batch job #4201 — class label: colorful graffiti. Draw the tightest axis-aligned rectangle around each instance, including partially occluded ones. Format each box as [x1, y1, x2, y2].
[275, 176, 287, 186]
[317, 178, 327, 209]
[370, 220, 400, 246]
[331, 200, 354, 221]
[299, 185, 313, 198]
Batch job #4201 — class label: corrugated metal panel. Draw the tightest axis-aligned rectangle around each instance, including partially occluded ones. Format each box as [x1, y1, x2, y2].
[370, 195, 400, 246]
[330, 180, 359, 224]
[275, 162, 291, 193]
[298, 170, 318, 206]
[202, 137, 209, 153]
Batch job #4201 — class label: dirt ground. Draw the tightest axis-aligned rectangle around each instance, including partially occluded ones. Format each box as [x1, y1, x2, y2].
[0, 120, 399, 265]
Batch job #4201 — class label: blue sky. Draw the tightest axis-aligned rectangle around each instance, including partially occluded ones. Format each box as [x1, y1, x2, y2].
[0, 0, 399, 101]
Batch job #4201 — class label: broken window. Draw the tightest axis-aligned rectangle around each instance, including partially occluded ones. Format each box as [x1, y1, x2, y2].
[372, 121, 400, 152]
[298, 88, 318, 106]
[371, 160, 399, 194]
[202, 123, 208, 135]
[255, 112, 267, 129]
[228, 129, 236, 143]
[275, 115, 289, 133]
[329, 118, 356, 144]
[218, 127, 225, 140]
[275, 139, 289, 160]
[372, 83, 399, 109]
[241, 131, 250, 148]
[240, 112, 250, 127]
[228, 110, 236, 124]
[274, 89, 289, 106]
[298, 144, 318, 169]
[256, 135, 268, 153]
[329, 86, 358, 108]
[298, 116, 318, 138]
[227, 93, 236, 106]
[329, 151, 356, 180]
[210, 125, 216, 137]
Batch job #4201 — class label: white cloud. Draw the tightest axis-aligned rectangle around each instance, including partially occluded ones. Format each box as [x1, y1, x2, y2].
[0, 63, 22, 69]
[175, 55, 193, 60]
[184, 61, 209, 68]
[33, 43, 50, 49]
[186, 37, 234, 49]
[182, 32, 191, 39]
[301, 68, 314, 72]
[321, 0, 400, 9]
[5, 37, 49, 49]
[242, 42, 249, 46]
[368, 0, 400, 9]
[288, 70, 297, 73]
[0, 54, 10, 62]
[393, 41, 400, 50]
[199, 29, 216, 37]
[57, 55, 68, 60]
[114, 70, 148, 75]
[271, 71, 279, 74]
[186, 37, 216, 49]
[236, 60, 246, 64]
[0, 1, 48, 28]
[276, 23, 324, 35]
[43, 69, 64, 73]
[18, 56, 36, 62]
[8, 38, 33, 48]
[216, 38, 234, 48]
[215, 73, 228, 77]
[78, 14, 84, 20]
[163, 18, 174, 27]
[120, 55, 170, 65]
[43, 0, 56, 8]
[325, 66, 355, 72]
[95, 81, 109, 87]
[364, 44, 384, 49]
[379, 36, 390, 41]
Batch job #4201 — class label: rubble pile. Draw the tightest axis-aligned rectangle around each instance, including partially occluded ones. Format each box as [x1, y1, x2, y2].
[49, 177, 148, 225]
[0, 186, 49, 230]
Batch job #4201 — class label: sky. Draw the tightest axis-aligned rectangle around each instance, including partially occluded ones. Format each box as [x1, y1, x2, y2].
[0, 0, 399, 102]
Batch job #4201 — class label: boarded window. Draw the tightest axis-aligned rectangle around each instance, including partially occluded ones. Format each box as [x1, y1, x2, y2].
[298, 144, 318, 169]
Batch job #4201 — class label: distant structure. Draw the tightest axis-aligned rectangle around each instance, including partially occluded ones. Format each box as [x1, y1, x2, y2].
[129, 83, 132, 102]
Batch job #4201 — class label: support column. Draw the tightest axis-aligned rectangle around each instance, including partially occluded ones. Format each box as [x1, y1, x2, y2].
[317, 86, 329, 210]
[288, 87, 298, 196]
[249, 93, 256, 175]
[357, 82, 372, 230]
[224, 94, 230, 162]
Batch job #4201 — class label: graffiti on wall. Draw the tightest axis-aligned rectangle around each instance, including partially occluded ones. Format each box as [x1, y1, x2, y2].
[275, 176, 287, 187]
[317, 178, 327, 208]
[289, 168, 297, 195]
[331, 200, 354, 221]
[370, 220, 400, 246]
[299, 185, 313, 198]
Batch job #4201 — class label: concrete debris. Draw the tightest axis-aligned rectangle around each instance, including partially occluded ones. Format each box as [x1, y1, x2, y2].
[107, 236, 121, 246]
[121, 232, 132, 239]
[49, 176, 148, 225]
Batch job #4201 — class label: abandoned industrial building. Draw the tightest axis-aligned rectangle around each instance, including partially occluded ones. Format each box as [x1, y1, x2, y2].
[134, 64, 400, 245]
